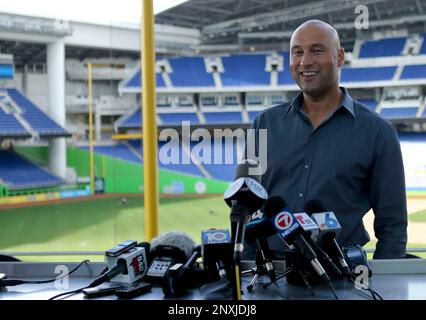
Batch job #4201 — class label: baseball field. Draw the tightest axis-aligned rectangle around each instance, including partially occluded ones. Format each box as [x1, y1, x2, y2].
[0, 195, 425, 261]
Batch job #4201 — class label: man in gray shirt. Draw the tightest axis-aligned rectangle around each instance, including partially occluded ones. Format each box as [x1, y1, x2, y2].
[248, 20, 407, 259]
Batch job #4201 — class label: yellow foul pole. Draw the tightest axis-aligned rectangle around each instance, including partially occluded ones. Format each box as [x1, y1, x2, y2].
[141, 0, 159, 240]
[87, 62, 95, 194]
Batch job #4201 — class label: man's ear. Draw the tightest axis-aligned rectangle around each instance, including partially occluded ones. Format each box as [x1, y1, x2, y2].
[337, 47, 345, 68]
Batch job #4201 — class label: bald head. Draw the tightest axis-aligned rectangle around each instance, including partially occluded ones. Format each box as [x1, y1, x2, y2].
[290, 20, 341, 50]
[289, 19, 345, 99]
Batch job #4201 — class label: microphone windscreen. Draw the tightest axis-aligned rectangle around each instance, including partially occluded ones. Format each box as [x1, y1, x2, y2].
[262, 195, 287, 218]
[304, 199, 327, 215]
[150, 231, 196, 262]
[234, 159, 262, 182]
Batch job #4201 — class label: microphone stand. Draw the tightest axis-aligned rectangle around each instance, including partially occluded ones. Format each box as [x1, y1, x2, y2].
[230, 201, 249, 300]
[245, 239, 277, 292]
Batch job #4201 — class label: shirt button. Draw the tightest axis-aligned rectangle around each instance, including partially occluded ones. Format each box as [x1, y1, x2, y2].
[304, 164, 309, 169]
[299, 193, 303, 198]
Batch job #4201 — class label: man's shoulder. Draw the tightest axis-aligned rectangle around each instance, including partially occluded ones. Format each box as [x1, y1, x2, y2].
[353, 99, 395, 131]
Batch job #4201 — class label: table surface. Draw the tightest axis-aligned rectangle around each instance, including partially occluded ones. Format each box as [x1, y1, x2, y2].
[1, 259, 426, 300]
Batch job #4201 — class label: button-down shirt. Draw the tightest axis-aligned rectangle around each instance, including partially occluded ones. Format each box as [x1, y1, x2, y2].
[248, 87, 407, 259]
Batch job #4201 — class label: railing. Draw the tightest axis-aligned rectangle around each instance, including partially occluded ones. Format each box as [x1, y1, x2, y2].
[4, 247, 426, 257]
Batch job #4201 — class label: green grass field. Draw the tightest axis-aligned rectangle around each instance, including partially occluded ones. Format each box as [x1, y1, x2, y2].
[408, 208, 426, 222]
[0, 196, 230, 261]
[1, 196, 425, 261]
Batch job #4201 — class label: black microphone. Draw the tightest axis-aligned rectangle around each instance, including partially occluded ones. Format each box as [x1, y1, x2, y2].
[146, 231, 196, 282]
[162, 245, 202, 297]
[304, 200, 351, 277]
[224, 159, 268, 264]
[245, 215, 278, 282]
[201, 229, 233, 281]
[263, 196, 331, 283]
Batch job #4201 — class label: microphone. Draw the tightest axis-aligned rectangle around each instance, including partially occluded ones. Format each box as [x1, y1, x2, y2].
[304, 200, 351, 277]
[224, 159, 268, 264]
[201, 229, 233, 281]
[293, 212, 342, 278]
[86, 239, 148, 288]
[146, 231, 196, 282]
[162, 245, 202, 297]
[262, 196, 331, 283]
[245, 216, 278, 282]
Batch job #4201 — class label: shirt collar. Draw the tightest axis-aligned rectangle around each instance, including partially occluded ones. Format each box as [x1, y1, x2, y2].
[288, 87, 356, 118]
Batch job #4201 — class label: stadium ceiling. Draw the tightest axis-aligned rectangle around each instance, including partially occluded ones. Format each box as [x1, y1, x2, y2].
[0, 40, 139, 72]
[156, 0, 426, 52]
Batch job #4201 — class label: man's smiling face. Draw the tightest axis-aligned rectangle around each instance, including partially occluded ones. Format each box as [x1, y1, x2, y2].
[290, 21, 345, 99]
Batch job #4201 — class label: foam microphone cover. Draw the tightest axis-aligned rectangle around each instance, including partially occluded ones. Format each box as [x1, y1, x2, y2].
[150, 231, 196, 263]
[262, 195, 288, 219]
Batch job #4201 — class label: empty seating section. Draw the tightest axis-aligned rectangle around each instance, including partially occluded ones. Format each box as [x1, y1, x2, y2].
[197, 140, 239, 181]
[159, 113, 200, 124]
[277, 52, 295, 85]
[168, 57, 214, 87]
[380, 107, 419, 119]
[127, 139, 204, 177]
[358, 37, 406, 58]
[400, 65, 426, 80]
[203, 112, 242, 124]
[157, 140, 204, 177]
[420, 35, 426, 54]
[0, 108, 29, 137]
[119, 109, 142, 128]
[81, 144, 141, 163]
[6, 89, 67, 136]
[221, 54, 269, 86]
[84, 139, 240, 181]
[0, 150, 62, 190]
[358, 99, 378, 111]
[127, 139, 143, 156]
[248, 111, 261, 121]
[125, 70, 165, 88]
[340, 66, 396, 82]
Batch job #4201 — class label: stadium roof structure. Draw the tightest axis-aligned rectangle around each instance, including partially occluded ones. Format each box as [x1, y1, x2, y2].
[1, 0, 426, 70]
[156, 0, 426, 52]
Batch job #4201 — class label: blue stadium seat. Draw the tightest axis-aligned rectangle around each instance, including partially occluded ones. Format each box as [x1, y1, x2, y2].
[420, 35, 426, 55]
[221, 54, 269, 86]
[380, 107, 418, 119]
[0, 108, 30, 137]
[400, 65, 426, 80]
[119, 109, 142, 129]
[277, 52, 296, 85]
[358, 99, 378, 111]
[0, 150, 62, 190]
[159, 113, 200, 124]
[358, 37, 406, 58]
[248, 111, 261, 121]
[197, 140, 239, 181]
[125, 70, 165, 88]
[6, 89, 68, 136]
[340, 66, 396, 82]
[157, 140, 204, 177]
[80, 144, 141, 163]
[168, 57, 214, 87]
[203, 112, 242, 124]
